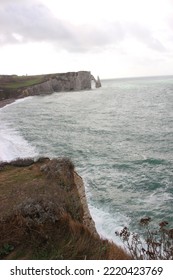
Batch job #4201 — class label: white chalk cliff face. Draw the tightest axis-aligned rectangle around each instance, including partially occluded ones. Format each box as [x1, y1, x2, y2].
[21, 71, 93, 97]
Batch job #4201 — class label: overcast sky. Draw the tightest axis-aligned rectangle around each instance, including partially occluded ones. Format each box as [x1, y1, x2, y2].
[0, 0, 173, 78]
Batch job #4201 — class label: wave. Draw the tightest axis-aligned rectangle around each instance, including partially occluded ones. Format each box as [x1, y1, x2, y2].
[89, 204, 130, 245]
[0, 123, 38, 162]
[0, 96, 33, 112]
[112, 157, 169, 170]
[132, 158, 169, 166]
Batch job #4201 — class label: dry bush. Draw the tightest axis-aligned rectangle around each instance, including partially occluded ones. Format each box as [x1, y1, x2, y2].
[0, 200, 130, 260]
[40, 158, 75, 191]
[9, 158, 35, 167]
[0, 157, 130, 260]
[0, 158, 34, 171]
[115, 217, 173, 260]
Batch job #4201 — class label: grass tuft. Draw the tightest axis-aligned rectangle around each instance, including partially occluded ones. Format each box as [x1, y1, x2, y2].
[0, 157, 130, 260]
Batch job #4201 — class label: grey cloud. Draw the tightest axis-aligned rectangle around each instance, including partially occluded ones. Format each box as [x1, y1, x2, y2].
[125, 22, 166, 52]
[166, 16, 173, 41]
[67, 22, 125, 52]
[0, 0, 125, 52]
[0, 0, 166, 53]
[0, 2, 72, 44]
[0, 0, 23, 4]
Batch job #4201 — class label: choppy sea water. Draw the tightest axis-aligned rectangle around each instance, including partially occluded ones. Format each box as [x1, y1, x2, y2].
[0, 76, 173, 244]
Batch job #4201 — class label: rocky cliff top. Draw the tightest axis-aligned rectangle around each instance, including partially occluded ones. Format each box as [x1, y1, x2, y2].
[0, 157, 130, 260]
[0, 71, 101, 101]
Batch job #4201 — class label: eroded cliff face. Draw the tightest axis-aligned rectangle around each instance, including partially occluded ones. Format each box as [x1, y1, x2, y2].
[0, 71, 101, 102]
[20, 71, 92, 97]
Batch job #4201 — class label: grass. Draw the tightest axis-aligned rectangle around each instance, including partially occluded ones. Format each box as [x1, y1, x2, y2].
[0, 73, 63, 100]
[0, 75, 45, 90]
[0, 157, 130, 260]
[0, 158, 83, 222]
[0, 72, 91, 101]
[3, 78, 44, 89]
[1, 211, 130, 260]
[0, 73, 61, 90]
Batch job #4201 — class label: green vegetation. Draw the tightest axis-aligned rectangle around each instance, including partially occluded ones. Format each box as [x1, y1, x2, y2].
[0, 73, 60, 90]
[0, 73, 59, 101]
[0, 244, 14, 258]
[0, 74, 45, 90]
[3, 77, 44, 89]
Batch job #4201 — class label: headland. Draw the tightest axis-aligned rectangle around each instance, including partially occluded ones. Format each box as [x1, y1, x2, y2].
[0, 157, 130, 259]
[0, 71, 101, 106]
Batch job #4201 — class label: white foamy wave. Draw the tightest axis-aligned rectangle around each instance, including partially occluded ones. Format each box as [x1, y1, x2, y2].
[80, 173, 130, 245]
[89, 204, 130, 245]
[0, 96, 33, 111]
[0, 124, 38, 162]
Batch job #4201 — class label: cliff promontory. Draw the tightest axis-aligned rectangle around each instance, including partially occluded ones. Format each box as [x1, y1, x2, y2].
[20, 71, 92, 97]
[0, 71, 101, 102]
[0, 157, 129, 260]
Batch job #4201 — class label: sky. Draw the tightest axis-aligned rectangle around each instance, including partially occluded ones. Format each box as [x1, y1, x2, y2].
[0, 0, 173, 79]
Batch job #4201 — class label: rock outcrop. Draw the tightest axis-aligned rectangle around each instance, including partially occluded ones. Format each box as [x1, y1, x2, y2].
[96, 76, 102, 88]
[20, 71, 92, 97]
[0, 71, 101, 102]
[74, 171, 98, 236]
[91, 74, 102, 88]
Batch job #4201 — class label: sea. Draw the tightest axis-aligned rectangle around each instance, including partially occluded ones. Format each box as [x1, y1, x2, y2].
[0, 76, 173, 244]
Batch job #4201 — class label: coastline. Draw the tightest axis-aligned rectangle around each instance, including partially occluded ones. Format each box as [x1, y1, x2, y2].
[0, 98, 16, 109]
[0, 97, 99, 237]
[0, 71, 100, 109]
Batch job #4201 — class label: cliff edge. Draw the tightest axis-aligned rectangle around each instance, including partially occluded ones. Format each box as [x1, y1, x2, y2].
[0, 157, 130, 260]
[0, 71, 101, 102]
[20, 71, 92, 97]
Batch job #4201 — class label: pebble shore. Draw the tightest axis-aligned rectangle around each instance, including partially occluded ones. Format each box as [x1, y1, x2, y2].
[0, 98, 16, 109]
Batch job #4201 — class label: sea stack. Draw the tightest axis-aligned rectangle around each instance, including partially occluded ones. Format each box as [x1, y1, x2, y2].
[96, 76, 101, 88]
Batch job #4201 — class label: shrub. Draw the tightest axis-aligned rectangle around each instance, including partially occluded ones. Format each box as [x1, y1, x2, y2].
[9, 158, 34, 167]
[115, 217, 173, 260]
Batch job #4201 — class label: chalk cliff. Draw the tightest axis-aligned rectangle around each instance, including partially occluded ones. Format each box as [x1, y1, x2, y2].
[0, 71, 101, 102]
[20, 71, 92, 97]
[91, 74, 102, 88]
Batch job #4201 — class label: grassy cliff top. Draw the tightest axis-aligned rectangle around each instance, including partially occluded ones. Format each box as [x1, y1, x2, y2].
[0, 157, 130, 260]
[0, 74, 57, 90]
[0, 74, 51, 100]
[0, 71, 91, 101]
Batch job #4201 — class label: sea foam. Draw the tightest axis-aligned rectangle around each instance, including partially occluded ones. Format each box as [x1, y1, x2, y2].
[0, 124, 38, 162]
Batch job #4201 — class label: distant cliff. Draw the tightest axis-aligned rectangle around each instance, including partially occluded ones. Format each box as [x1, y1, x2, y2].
[0, 71, 101, 101]
[20, 71, 92, 97]
[91, 75, 102, 88]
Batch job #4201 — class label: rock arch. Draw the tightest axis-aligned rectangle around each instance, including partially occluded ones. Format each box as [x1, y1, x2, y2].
[90, 75, 101, 88]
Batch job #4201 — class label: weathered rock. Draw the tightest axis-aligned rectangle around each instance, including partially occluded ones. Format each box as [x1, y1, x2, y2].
[96, 76, 102, 88]
[74, 171, 99, 237]
[91, 74, 102, 88]
[20, 71, 92, 97]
